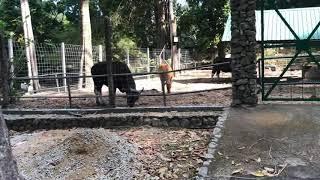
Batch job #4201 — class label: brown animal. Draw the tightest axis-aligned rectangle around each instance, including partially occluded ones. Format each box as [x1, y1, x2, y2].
[159, 64, 174, 93]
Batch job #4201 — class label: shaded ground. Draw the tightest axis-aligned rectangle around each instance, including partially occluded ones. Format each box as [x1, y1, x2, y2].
[9, 89, 232, 109]
[208, 105, 320, 179]
[7, 70, 232, 108]
[11, 127, 212, 179]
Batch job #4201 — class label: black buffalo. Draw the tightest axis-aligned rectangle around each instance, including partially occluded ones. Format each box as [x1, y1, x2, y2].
[91, 61, 143, 107]
[211, 57, 232, 79]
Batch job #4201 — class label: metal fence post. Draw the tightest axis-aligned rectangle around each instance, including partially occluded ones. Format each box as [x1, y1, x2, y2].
[126, 49, 130, 67]
[98, 45, 103, 62]
[61, 42, 67, 92]
[8, 38, 14, 89]
[55, 74, 60, 93]
[147, 47, 150, 79]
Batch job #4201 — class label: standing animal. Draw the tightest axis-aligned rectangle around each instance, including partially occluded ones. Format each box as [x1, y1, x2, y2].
[158, 64, 174, 93]
[211, 57, 232, 79]
[91, 61, 143, 107]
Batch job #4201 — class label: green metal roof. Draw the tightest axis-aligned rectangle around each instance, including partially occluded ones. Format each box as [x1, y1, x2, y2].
[222, 7, 320, 42]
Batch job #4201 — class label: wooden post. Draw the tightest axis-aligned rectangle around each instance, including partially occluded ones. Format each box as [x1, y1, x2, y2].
[147, 48, 150, 79]
[67, 77, 72, 108]
[0, 34, 10, 107]
[162, 49, 165, 63]
[61, 42, 67, 92]
[161, 79, 167, 106]
[105, 16, 115, 107]
[0, 113, 22, 179]
[98, 45, 103, 62]
[126, 49, 130, 67]
[178, 48, 181, 75]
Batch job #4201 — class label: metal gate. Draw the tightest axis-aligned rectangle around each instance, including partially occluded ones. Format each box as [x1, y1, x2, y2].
[259, 0, 320, 101]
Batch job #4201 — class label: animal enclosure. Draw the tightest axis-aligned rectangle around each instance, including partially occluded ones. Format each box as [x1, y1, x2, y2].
[1, 41, 232, 109]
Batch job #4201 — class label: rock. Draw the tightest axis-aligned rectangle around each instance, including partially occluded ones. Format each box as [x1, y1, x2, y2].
[203, 161, 211, 166]
[161, 120, 169, 127]
[235, 79, 248, 85]
[151, 118, 161, 127]
[168, 119, 180, 127]
[198, 167, 208, 177]
[204, 153, 214, 159]
[209, 142, 217, 148]
[180, 119, 190, 128]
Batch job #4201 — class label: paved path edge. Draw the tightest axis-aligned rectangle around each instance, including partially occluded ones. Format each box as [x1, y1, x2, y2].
[195, 107, 230, 180]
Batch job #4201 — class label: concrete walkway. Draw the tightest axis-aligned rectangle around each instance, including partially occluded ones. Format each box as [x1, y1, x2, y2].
[207, 104, 320, 180]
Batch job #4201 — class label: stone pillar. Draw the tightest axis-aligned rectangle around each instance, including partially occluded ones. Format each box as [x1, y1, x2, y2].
[230, 0, 258, 106]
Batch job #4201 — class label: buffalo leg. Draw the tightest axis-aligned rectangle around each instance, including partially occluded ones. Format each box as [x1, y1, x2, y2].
[216, 69, 221, 79]
[166, 83, 171, 94]
[212, 68, 217, 78]
[166, 76, 173, 94]
[94, 85, 104, 105]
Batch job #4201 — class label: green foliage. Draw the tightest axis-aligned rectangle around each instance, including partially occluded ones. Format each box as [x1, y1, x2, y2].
[177, 0, 230, 61]
[0, 0, 71, 43]
[116, 37, 137, 52]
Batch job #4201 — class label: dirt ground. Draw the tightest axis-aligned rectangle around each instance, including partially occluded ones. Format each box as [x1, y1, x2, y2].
[11, 127, 212, 180]
[9, 70, 232, 108]
[10, 88, 232, 109]
[7, 69, 312, 108]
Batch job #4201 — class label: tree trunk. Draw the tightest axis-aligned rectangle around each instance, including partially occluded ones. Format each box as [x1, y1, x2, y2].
[105, 17, 115, 107]
[154, 0, 168, 48]
[0, 112, 22, 179]
[78, 0, 94, 90]
[169, 0, 178, 74]
[20, 0, 40, 92]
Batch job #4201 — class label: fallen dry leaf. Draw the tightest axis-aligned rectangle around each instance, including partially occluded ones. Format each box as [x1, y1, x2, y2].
[237, 146, 246, 150]
[157, 153, 171, 162]
[264, 167, 275, 173]
[262, 170, 275, 177]
[250, 170, 265, 177]
[197, 159, 203, 164]
[255, 157, 261, 163]
[232, 168, 244, 175]
[158, 167, 168, 178]
[235, 163, 242, 167]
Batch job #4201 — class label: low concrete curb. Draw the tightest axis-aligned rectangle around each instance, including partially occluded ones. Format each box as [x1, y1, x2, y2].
[2, 106, 224, 115]
[4, 111, 223, 132]
[196, 108, 229, 179]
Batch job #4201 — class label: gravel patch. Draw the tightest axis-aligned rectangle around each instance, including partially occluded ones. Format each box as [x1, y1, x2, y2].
[11, 127, 212, 179]
[12, 129, 139, 180]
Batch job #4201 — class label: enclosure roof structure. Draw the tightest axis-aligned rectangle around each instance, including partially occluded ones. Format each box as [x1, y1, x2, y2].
[222, 7, 320, 42]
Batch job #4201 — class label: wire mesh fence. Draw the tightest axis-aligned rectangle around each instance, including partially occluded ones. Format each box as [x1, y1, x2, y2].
[10, 41, 196, 92]
[1, 40, 233, 109]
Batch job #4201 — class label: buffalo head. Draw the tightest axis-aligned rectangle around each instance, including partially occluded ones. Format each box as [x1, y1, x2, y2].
[127, 88, 144, 107]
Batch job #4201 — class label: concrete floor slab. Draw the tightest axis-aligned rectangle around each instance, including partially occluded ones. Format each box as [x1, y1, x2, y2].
[207, 104, 320, 180]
